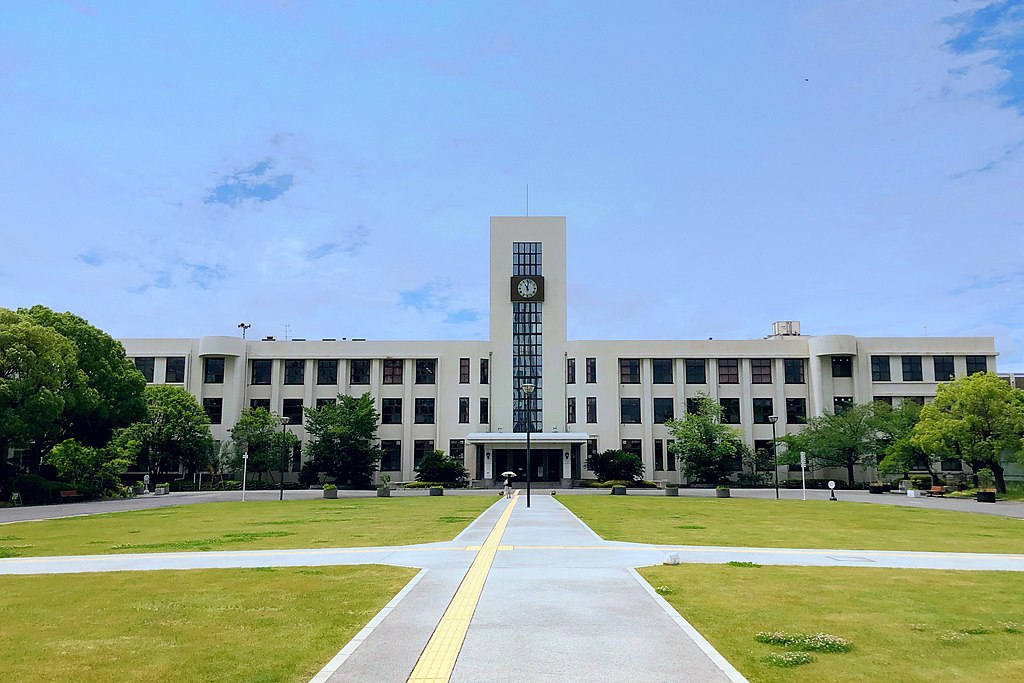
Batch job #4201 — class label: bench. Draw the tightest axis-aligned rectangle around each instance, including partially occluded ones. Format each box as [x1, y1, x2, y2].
[923, 486, 947, 497]
[59, 490, 83, 502]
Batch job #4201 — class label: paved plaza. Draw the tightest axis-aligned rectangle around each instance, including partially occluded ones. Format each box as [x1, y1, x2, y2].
[2, 490, 1024, 681]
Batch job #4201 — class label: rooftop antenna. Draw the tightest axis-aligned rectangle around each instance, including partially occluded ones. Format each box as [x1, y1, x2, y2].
[237, 322, 251, 339]
[282, 323, 291, 341]
[923, 326, 928, 337]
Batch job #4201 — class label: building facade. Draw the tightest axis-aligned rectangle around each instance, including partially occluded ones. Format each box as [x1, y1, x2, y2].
[121, 217, 999, 485]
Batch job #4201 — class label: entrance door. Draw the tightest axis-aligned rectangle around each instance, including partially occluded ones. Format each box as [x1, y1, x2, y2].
[492, 449, 561, 483]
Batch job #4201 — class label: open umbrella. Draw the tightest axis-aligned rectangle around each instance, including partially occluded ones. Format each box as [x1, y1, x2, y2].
[501, 471, 517, 478]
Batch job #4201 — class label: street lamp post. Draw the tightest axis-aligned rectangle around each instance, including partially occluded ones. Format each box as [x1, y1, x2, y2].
[279, 416, 290, 501]
[521, 382, 535, 509]
[241, 451, 249, 502]
[768, 414, 779, 500]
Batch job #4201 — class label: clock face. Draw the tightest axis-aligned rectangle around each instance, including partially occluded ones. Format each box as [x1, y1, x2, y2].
[517, 278, 538, 298]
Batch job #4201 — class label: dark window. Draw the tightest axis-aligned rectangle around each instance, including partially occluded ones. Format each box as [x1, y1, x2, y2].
[940, 457, 963, 472]
[586, 397, 597, 423]
[317, 359, 338, 385]
[874, 396, 893, 405]
[653, 398, 674, 424]
[480, 358, 489, 384]
[933, 356, 955, 382]
[315, 398, 335, 409]
[251, 359, 272, 385]
[871, 355, 891, 382]
[134, 357, 154, 383]
[686, 397, 701, 415]
[667, 439, 676, 470]
[652, 359, 673, 384]
[786, 398, 807, 424]
[966, 356, 987, 375]
[784, 359, 804, 384]
[204, 357, 224, 383]
[413, 440, 434, 469]
[903, 396, 925, 406]
[902, 356, 923, 381]
[566, 357, 576, 384]
[586, 438, 598, 465]
[654, 439, 664, 470]
[754, 439, 774, 461]
[350, 359, 370, 384]
[381, 398, 402, 424]
[250, 398, 270, 411]
[479, 398, 489, 423]
[834, 396, 854, 414]
[566, 397, 576, 424]
[685, 359, 707, 384]
[459, 397, 469, 424]
[284, 359, 305, 385]
[620, 398, 641, 423]
[586, 357, 596, 383]
[619, 359, 640, 384]
[165, 357, 186, 383]
[459, 358, 470, 383]
[291, 443, 301, 472]
[414, 398, 435, 424]
[753, 398, 774, 424]
[720, 398, 740, 424]
[831, 356, 853, 378]
[380, 440, 401, 471]
[282, 399, 304, 425]
[415, 359, 436, 384]
[751, 359, 772, 384]
[718, 359, 739, 384]
[383, 359, 403, 384]
[449, 439, 465, 462]
[621, 439, 642, 456]
[203, 398, 222, 424]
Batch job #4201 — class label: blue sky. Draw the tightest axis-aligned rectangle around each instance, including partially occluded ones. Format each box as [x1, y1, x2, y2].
[1, 1, 1022, 371]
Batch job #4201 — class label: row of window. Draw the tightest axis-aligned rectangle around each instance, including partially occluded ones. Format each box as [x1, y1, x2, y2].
[209, 397, 493, 427]
[379, 439, 466, 471]
[608, 397, 805, 425]
[857, 355, 986, 381]
[610, 358, 806, 385]
[133, 356, 186, 384]
[196, 357, 491, 386]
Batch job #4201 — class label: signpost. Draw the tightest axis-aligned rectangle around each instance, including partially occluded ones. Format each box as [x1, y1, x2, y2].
[828, 479, 837, 502]
[241, 452, 249, 503]
[800, 451, 807, 501]
[143, 474, 150, 494]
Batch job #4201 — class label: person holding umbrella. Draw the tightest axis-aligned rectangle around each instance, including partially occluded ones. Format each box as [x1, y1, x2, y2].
[501, 471, 516, 499]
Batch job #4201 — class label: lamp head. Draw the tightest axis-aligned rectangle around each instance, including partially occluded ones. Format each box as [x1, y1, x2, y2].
[768, 415, 779, 424]
[279, 416, 290, 426]
[521, 382, 535, 394]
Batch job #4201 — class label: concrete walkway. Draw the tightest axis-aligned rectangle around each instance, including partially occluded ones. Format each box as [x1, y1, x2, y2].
[3, 492, 1024, 682]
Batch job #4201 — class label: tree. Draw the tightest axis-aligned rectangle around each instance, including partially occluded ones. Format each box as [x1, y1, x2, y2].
[779, 402, 878, 487]
[665, 394, 748, 486]
[584, 449, 644, 482]
[911, 373, 1024, 493]
[0, 309, 79, 463]
[304, 393, 382, 488]
[18, 305, 146, 457]
[112, 385, 214, 476]
[416, 450, 469, 484]
[871, 400, 939, 483]
[43, 438, 132, 495]
[229, 408, 297, 482]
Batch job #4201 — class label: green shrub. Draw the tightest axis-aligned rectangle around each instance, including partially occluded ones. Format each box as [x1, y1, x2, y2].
[323, 483, 337, 491]
[584, 449, 643, 482]
[415, 450, 469, 484]
[10, 474, 79, 505]
[577, 479, 657, 488]
[755, 631, 853, 653]
[403, 481, 468, 489]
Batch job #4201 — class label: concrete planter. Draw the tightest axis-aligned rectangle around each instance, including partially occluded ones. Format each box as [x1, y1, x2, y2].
[377, 487, 391, 497]
[664, 486, 678, 497]
[154, 486, 169, 496]
[132, 486, 145, 496]
[715, 488, 731, 498]
[869, 485, 886, 494]
[977, 490, 997, 503]
[323, 489, 338, 499]
[429, 487, 444, 496]
[611, 486, 627, 495]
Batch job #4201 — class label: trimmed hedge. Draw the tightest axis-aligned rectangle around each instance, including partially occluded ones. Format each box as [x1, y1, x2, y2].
[577, 479, 659, 489]
[10, 474, 87, 505]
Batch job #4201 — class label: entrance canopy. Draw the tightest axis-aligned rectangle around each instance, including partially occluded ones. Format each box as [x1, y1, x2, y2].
[466, 432, 590, 447]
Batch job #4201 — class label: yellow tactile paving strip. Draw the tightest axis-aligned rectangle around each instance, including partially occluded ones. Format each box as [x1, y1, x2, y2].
[406, 492, 518, 682]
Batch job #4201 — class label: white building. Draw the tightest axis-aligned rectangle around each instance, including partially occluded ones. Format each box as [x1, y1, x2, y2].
[122, 217, 998, 485]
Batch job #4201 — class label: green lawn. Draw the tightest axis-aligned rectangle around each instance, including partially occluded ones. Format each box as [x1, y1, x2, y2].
[0, 496, 496, 558]
[0, 565, 416, 682]
[559, 497, 1024, 553]
[640, 564, 1024, 683]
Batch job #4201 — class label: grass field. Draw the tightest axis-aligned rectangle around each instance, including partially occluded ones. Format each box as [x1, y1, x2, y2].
[558, 497, 1024, 553]
[0, 564, 416, 682]
[640, 564, 1024, 683]
[0, 496, 496, 558]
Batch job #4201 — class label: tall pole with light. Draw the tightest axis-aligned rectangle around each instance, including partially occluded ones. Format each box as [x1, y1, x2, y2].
[521, 382, 535, 509]
[237, 322, 251, 339]
[279, 416, 290, 501]
[768, 414, 779, 500]
[241, 451, 249, 502]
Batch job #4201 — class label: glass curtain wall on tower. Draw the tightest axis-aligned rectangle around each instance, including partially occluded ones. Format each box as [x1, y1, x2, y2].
[513, 241, 542, 432]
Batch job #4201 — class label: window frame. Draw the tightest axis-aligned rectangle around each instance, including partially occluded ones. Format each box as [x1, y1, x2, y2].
[783, 359, 805, 384]
[283, 359, 305, 385]
[316, 359, 338, 385]
[350, 359, 370, 385]
[251, 359, 272, 385]
[415, 358, 437, 384]
[414, 397, 435, 424]
[652, 358, 673, 384]
[381, 398, 403, 425]
[751, 358, 772, 384]
[901, 355, 923, 382]
[382, 359, 404, 385]
[718, 359, 739, 384]
[204, 357, 225, 384]
[871, 355, 891, 382]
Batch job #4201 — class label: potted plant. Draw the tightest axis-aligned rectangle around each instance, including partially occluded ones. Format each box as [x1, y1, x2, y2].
[715, 485, 731, 498]
[976, 468, 996, 503]
[610, 483, 627, 495]
[869, 482, 886, 494]
[665, 483, 679, 497]
[323, 483, 338, 499]
[429, 485, 444, 496]
[132, 481, 145, 496]
[377, 473, 391, 498]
